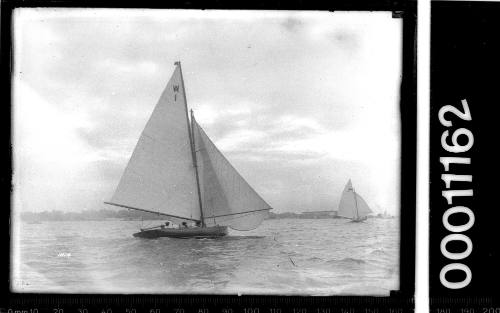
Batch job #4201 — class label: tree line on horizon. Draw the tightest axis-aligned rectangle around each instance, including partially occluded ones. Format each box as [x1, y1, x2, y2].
[19, 208, 165, 222]
[19, 209, 345, 222]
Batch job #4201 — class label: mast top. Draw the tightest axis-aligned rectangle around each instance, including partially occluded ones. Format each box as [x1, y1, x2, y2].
[174, 61, 181, 66]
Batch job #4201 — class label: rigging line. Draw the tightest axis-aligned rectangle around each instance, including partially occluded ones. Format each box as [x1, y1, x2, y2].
[176, 61, 204, 227]
[196, 124, 270, 206]
[204, 208, 272, 219]
[104, 201, 200, 222]
[211, 214, 248, 222]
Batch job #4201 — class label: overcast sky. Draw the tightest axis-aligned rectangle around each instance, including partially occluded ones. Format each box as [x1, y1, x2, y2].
[12, 9, 402, 215]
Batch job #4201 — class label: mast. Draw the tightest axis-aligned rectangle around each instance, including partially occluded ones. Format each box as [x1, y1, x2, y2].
[190, 110, 206, 227]
[176, 61, 205, 227]
[353, 186, 359, 220]
[192, 121, 273, 230]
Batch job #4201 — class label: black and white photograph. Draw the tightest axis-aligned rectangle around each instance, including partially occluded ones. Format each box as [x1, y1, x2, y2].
[11, 9, 403, 295]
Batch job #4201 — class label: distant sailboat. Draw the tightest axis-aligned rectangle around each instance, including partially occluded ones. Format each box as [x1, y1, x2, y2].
[337, 179, 372, 222]
[105, 62, 272, 238]
[382, 210, 394, 219]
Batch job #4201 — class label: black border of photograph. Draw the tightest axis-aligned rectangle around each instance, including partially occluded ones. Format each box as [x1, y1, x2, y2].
[430, 1, 500, 308]
[1, 0, 417, 311]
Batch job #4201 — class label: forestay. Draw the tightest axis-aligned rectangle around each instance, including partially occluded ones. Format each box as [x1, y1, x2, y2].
[192, 118, 271, 230]
[110, 65, 200, 222]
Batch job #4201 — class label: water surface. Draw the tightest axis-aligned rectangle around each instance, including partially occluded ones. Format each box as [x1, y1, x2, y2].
[12, 218, 399, 295]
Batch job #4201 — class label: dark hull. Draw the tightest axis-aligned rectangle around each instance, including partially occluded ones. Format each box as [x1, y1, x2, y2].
[133, 226, 228, 239]
[350, 216, 368, 222]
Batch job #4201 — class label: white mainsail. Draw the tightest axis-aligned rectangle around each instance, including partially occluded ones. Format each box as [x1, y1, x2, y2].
[192, 117, 271, 230]
[109, 64, 200, 222]
[337, 179, 372, 219]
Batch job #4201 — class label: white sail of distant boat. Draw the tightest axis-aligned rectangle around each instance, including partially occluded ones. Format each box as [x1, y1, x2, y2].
[337, 179, 372, 222]
[105, 61, 272, 238]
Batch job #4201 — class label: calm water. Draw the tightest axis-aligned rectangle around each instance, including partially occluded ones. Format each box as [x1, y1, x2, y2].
[12, 218, 399, 295]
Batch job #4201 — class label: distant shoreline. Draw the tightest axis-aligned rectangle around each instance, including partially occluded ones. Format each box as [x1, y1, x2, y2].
[19, 209, 395, 222]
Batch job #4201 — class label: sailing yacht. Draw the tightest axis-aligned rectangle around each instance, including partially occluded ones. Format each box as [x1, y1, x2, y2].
[105, 62, 272, 238]
[337, 179, 372, 222]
